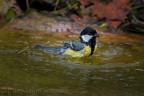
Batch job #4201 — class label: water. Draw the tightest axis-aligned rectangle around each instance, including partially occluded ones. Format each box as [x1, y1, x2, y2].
[0, 28, 144, 96]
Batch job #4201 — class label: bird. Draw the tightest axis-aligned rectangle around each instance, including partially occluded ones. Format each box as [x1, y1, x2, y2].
[34, 27, 99, 57]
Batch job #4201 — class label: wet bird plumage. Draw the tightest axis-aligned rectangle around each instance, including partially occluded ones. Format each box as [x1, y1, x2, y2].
[34, 27, 99, 57]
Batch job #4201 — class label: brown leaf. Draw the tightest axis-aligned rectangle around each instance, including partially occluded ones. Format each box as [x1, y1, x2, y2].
[80, 0, 88, 6]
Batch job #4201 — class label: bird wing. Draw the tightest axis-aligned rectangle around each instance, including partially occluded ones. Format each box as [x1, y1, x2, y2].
[63, 40, 84, 51]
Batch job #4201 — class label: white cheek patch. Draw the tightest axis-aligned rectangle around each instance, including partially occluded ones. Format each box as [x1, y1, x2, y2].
[81, 35, 93, 42]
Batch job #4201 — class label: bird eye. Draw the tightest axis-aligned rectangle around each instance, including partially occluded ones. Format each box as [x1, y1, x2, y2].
[87, 33, 91, 35]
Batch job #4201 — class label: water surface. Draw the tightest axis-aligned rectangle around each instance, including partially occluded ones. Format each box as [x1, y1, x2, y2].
[0, 28, 144, 96]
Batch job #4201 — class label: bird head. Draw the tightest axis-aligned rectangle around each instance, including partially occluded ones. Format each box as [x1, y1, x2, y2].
[80, 27, 99, 44]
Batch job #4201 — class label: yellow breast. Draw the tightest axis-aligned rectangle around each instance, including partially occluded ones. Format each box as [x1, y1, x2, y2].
[63, 44, 97, 57]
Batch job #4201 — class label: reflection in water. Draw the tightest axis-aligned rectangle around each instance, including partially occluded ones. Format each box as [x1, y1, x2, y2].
[0, 30, 144, 96]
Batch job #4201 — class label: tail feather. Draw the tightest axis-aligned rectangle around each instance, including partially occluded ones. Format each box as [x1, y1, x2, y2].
[33, 45, 65, 53]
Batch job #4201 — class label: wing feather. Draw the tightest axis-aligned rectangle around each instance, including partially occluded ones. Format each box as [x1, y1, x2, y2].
[64, 40, 84, 51]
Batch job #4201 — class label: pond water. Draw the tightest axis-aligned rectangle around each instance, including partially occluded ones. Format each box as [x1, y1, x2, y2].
[0, 28, 144, 96]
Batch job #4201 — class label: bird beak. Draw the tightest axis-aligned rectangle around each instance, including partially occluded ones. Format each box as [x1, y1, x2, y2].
[94, 33, 100, 37]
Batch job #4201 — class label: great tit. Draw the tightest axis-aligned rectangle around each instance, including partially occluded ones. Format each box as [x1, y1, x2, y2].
[34, 27, 99, 57]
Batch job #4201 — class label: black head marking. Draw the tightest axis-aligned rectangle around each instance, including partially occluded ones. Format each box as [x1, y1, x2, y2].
[80, 27, 98, 36]
[79, 27, 99, 56]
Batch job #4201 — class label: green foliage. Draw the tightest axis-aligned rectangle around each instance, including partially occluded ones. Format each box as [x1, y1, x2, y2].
[54, 0, 59, 11]
[131, 0, 144, 19]
[120, 0, 144, 33]
[6, 8, 16, 22]
[25, 8, 37, 15]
